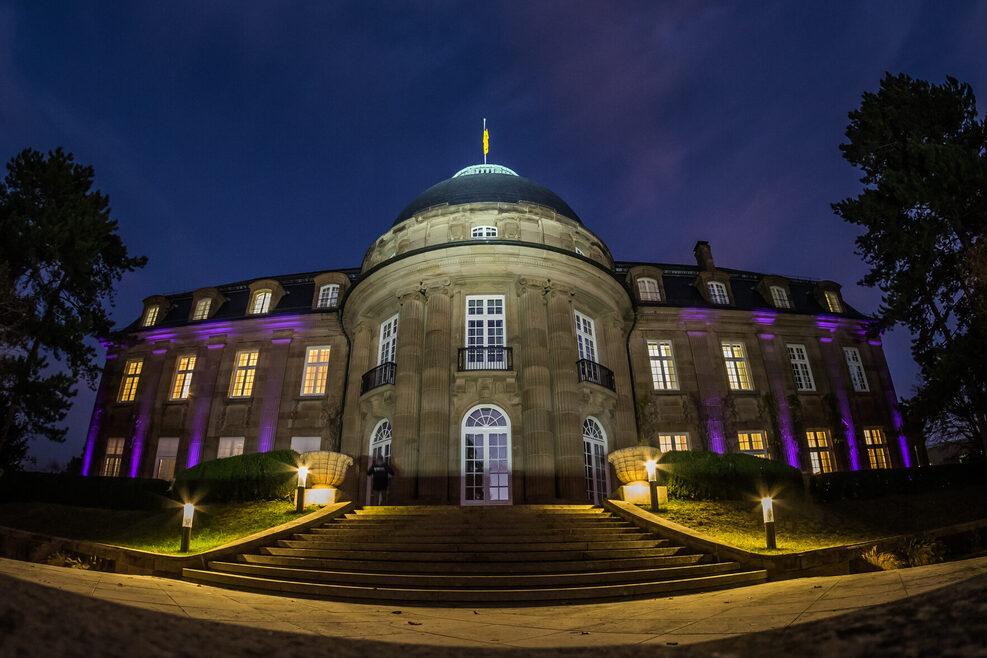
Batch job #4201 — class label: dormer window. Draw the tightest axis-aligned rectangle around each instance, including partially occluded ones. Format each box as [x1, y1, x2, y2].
[192, 298, 212, 320]
[471, 225, 497, 239]
[250, 289, 272, 314]
[142, 305, 160, 327]
[317, 284, 340, 308]
[770, 286, 791, 309]
[637, 277, 661, 302]
[824, 291, 842, 313]
[708, 281, 729, 305]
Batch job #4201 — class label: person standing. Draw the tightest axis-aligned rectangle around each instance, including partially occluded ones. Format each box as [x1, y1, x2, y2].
[367, 455, 394, 505]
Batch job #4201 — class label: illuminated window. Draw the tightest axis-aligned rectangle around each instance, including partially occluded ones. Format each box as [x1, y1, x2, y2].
[300, 346, 331, 396]
[648, 340, 678, 390]
[117, 359, 143, 403]
[229, 350, 259, 398]
[153, 438, 179, 480]
[250, 289, 272, 314]
[738, 431, 768, 458]
[169, 354, 197, 400]
[317, 284, 340, 308]
[864, 428, 890, 469]
[806, 430, 835, 474]
[101, 438, 125, 477]
[708, 281, 729, 305]
[786, 344, 815, 391]
[824, 290, 842, 313]
[770, 286, 791, 309]
[658, 433, 689, 451]
[217, 436, 245, 459]
[844, 347, 869, 392]
[471, 225, 497, 238]
[721, 342, 753, 390]
[192, 298, 211, 320]
[378, 314, 398, 365]
[638, 277, 661, 302]
[574, 311, 598, 362]
[465, 296, 506, 369]
[142, 305, 159, 327]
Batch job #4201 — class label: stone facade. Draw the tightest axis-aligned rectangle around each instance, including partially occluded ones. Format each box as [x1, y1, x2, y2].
[82, 165, 917, 504]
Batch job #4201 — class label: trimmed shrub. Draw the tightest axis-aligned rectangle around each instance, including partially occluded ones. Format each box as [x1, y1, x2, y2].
[172, 450, 299, 503]
[658, 450, 804, 501]
[0, 472, 170, 510]
[810, 462, 987, 503]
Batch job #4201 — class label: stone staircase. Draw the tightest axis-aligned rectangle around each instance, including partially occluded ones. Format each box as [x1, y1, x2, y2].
[182, 505, 766, 603]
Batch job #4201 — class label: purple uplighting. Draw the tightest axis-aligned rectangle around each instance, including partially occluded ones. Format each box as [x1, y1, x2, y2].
[80, 408, 104, 476]
[753, 312, 777, 325]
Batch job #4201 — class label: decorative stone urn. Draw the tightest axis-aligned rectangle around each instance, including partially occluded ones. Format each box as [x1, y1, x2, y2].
[607, 446, 664, 484]
[299, 451, 353, 505]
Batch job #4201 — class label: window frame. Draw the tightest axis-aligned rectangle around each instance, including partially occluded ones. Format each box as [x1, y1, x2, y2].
[770, 286, 791, 309]
[317, 284, 340, 309]
[192, 298, 212, 320]
[657, 433, 689, 451]
[102, 437, 125, 477]
[708, 281, 730, 305]
[299, 345, 332, 396]
[721, 342, 754, 391]
[648, 339, 679, 391]
[574, 310, 598, 363]
[863, 428, 890, 470]
[228, 350, 260, 398]
[737, 430, 768, 458]
[806, 429, 835, 474]
[378, 314, 399, 365]
[217, 436, 245, 459]
[250, 289, 273, 314]
[142, 305, 160, 327]
[637, 277, 661, 302]
[117, 358, 143, 403]
[786, 343, 816, 392]
[824, 290, 842, 313]
[844, 347, 870, 392]
[470, 225, 498, 239]
[153, 437, 180, 480]
[169, 354, 197, 401]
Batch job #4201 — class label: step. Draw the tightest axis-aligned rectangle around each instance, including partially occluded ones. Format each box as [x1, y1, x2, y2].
[181, 568, 769, 603]
[303, 528, 651, 542]
[283, 537, 668, 552]
[326, 518, 635, 530]
[260, 546, 686, 562]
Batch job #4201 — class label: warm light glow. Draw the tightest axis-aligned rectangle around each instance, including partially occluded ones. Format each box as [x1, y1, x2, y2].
[297, 466, 309, 487]
[182, 503, 195, 528]
[761, 497, 774, 523]
[645, 460, 657, 482]
[304, 487, 335, 506]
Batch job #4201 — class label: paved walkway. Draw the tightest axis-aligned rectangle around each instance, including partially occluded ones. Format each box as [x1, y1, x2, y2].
[2, 554, 987, 652]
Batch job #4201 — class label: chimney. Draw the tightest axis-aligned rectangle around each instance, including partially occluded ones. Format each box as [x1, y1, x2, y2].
[694, 241, 715, 271]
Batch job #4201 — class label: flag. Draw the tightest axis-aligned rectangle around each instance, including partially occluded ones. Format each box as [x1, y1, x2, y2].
[483, 128, 489, 155]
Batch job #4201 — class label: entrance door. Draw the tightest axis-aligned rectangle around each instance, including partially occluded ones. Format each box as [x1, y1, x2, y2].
[461, 406, 512, 505]
[582, 417, 609, 505]
[367, 419, 392, 505]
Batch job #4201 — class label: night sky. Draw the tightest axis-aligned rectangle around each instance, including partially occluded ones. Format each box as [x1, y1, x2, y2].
[3, 2, 985, 469]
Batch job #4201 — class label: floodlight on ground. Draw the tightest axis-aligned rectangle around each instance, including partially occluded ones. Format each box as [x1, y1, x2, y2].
[761, 497, 776, 549]
[180, 503, 194, 553]
[645, 460, 660, 512]
[296, 466, 309, 513]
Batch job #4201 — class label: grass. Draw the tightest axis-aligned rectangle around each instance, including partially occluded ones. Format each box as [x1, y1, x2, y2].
[0, 499, 317, 554]
[645, 484, 987, 554]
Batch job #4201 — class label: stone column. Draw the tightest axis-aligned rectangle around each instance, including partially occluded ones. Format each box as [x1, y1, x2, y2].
[757, 334, 801, 469]
[188, 339, 226, 469]
[418, 283, 452, 502]
[687, 330, 726, 453]
[546, 285, 583, 500]
[602, 312, 636, 450]
[256, 331, 292, 453]
[517, 278, 555, 501]
[818, 336, 861, 471]
[392, 289, 425, 500]
[129, 345, 168, 478]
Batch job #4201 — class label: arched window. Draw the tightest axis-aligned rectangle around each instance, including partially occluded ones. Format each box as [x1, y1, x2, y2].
[471, 225, 497, 239]
[582, 417, 609, 505]
[250, 289, 272, 314]
[707, 281, 729, 305]
[637, 277, 661, 302]
[462, 405, 511, 505]
[317, 284, 340, 308]
[369, 419, 392, 462]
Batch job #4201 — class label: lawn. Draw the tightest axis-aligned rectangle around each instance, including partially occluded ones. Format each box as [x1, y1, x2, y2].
[646, 483, 987, 555]
[0, 499, 315, 554]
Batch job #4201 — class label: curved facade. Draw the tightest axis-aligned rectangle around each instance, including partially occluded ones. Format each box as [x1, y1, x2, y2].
[83, 164, 917, 504]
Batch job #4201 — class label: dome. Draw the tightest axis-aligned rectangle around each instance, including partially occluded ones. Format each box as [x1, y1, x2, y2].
[392, 164, 582, 226]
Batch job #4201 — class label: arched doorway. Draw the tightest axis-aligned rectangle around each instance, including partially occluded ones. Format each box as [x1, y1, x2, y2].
[583, 417, 609, 505]
[461, 405, 512, 505]
[366, 419, 392, 505]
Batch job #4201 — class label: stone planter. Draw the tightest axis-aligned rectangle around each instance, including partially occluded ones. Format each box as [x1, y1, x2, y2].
[299, 451, 354, 488]
[607, 446, 664, 485]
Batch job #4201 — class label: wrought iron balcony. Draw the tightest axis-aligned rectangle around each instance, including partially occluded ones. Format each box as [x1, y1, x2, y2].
[577, 359, 615, 391]
[458, 346, 514, 372]
[361, 362, 396, 394]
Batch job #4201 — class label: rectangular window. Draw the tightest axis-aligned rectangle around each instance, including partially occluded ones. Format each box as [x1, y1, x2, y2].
[863, 428, 890, 470]
[658, 433, 689, 451]
[117, 359, 143, 403]
[708, 281, 729, 305]
[378, 314, 399, 365]
[153, 437, 179, 480]
[192, 298, 211, 320]
[465, 295, 506, 369]
[300, 346, 331, 396]
[250, 290, 272, 314]
[637, 278, 661, 302]
[170, 354, 197, 400]
[648, 340, 679, 390]
[574, 311, 598, 362]
[770, 286, 791, 309]
[786, 344, 816, 391]
[738, 431, 768, 458]
[722, 342, 753, 390]
[844, 347, 869, 392]
[229, 350, 259, 398]
[806, 429, 835, 474]
[290, 436, 322, 454]
[217, 436, 245, 459]
[142, 305, 159, 327]
[824, 291, 842, 313]
[101, 437, 125, 477]
[317, 284, 339, 308]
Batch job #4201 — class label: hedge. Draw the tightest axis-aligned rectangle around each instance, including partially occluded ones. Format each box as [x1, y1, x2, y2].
[0, 472, 171, 510]
[658, 450, 804, 501]
[810, 462, 987, 503]
[172, 450, 299, 503]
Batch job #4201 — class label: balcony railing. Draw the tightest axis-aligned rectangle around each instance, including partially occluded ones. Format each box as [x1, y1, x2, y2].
[577, 359, 615, 391]
[361, 362, 396, 394]
[458, 346, 514, 371]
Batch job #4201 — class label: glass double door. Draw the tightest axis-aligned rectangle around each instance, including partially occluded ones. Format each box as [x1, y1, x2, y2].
[461, 407, 511, 505]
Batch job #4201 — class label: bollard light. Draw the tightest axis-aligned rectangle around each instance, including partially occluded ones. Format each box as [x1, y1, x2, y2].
[180, 503, 194, 553]
[296, 466, 309, 513]
[761, 497, 776, 549]
[645, 460, 660, 512]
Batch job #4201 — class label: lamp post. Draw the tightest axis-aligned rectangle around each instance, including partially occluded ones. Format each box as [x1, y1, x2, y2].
[180, 503, 194, 553]
[645, 460, 660, 512]
[761, 497, 776, 549]
[296, 466, 309, 513]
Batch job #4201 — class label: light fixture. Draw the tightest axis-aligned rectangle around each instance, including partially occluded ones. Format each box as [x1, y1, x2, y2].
[645, 460, 660, 512]
[761, 497, 776, 549]
[296, 466, 309, 513]
[180, 503, 194, 553]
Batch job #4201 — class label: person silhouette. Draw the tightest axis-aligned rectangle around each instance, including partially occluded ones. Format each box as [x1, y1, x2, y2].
[367, 455, 394, 505]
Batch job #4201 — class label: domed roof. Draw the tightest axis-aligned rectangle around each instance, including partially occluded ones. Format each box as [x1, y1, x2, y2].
[393, 164, 582, 226]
